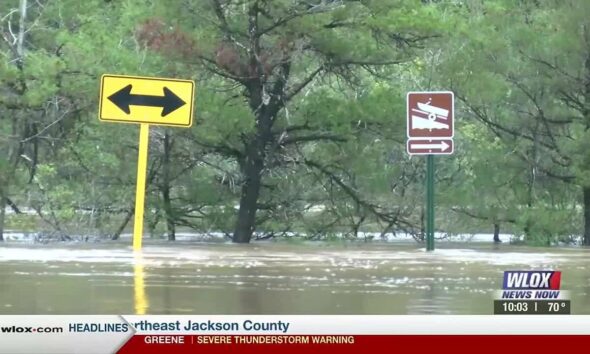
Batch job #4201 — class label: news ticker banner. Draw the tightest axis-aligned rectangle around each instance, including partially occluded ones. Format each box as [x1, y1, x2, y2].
[1, 315, 590, 354]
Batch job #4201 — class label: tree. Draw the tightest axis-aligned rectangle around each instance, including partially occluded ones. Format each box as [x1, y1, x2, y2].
[133, 0, 442, 243]
[0, 0, 74, 240]
[1, 0, 168, 240]
[438, 0, 590, 244]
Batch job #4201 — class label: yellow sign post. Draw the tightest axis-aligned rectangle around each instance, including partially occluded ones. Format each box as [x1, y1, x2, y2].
[133, 123, 150, 251]
[99, 74, 195, 251]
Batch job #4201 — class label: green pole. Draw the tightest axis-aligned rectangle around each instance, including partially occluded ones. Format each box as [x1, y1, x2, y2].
[426, 154, 435, 251]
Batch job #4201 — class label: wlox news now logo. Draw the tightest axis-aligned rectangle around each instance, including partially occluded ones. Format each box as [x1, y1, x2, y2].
[500, 270, 563, 299]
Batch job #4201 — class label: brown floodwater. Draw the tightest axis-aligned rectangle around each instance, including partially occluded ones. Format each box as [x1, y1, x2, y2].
[0, 241, 588, 314]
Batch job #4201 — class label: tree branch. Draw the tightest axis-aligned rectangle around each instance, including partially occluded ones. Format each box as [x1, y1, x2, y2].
[279, 132, 347, 146]
[450, 206, 517, 224]
[285, 66, 323, 102]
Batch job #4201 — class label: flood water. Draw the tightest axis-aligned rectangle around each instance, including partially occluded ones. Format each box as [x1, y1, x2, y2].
[0, 241, 589, 314]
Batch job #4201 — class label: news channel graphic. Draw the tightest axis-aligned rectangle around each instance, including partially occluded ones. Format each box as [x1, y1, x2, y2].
[2, 315, 590, 353]
[493, 270, 570, 315]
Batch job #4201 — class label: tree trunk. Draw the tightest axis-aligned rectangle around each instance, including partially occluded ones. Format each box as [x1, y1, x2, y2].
[583, 187, 590, 246]
[111, 207, 134, 240]
[0, 193, 6, 242]
[232, 71, 276, 243]
[162, 131, 175, 241]
[7, 198, 21, 214]
[233, 141, 265, 243]
[420, 205, 425, 243]
[162, 187, 175, 241]
[493, 223, 501, 243]
[1, 124, 18, 243]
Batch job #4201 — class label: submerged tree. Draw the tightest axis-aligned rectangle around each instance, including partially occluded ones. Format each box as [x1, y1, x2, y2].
[134, 0, 442, 242]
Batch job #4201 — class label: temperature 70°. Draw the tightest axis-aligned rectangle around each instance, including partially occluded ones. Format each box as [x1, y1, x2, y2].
[548, 302, 567, 312]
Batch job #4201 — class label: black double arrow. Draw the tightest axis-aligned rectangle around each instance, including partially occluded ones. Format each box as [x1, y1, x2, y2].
[108, 84, 186, 117]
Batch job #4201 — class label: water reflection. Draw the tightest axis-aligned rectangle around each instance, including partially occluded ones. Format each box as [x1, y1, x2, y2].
[133, 253, 149, 315]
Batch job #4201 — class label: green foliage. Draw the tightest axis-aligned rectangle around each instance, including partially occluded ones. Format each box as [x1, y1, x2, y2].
[1, 0, 588, 245]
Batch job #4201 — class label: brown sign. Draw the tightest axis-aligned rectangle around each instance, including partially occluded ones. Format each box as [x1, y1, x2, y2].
[407, 91, 454, 138]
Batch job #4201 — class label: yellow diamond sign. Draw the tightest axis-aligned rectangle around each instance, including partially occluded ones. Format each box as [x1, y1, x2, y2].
[99, 74, 195, 127]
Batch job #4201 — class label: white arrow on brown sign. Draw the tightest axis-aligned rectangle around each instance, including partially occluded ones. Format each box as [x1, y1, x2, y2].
[406, 139, 454, 155]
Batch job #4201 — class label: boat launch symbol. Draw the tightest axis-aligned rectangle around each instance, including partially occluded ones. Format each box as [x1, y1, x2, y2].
[406, 91, 455, 155]
[411, 98, 449, 130]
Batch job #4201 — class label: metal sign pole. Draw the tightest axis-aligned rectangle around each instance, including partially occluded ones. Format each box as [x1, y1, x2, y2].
[426, 154, 435, 251]
[133, 123, 150, 251]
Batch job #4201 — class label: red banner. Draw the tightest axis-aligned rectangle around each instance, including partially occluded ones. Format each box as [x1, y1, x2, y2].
[118, 335, 590, 353]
